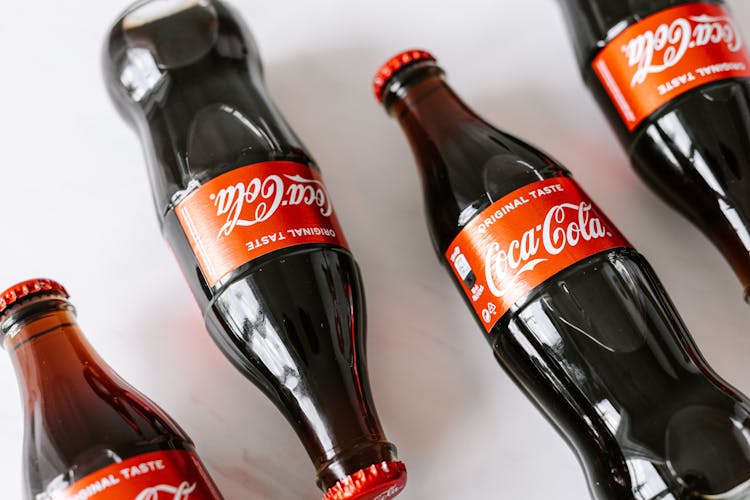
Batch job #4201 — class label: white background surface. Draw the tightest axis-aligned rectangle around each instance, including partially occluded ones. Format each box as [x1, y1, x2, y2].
[1, 1, 750, 499]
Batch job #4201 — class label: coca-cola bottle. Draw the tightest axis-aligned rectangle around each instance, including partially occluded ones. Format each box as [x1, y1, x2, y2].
[557, 0, 750, 300]
[375, 49, 750, 499]
[102, 1, 406, 499]
[0, 278, 223, 499]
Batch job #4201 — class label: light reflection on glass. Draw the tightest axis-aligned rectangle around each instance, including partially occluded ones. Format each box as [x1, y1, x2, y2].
[218, 105, 276, 151]
[458, 205, 478, 226]
[606, 20, 630, 42]
[123, 0, 207, 29]
[594, 398, 621, 434]
[220, 281, 333, 453]
[628, 458, 674, 500]
[119, 48, 165, 102]
[719, 199, 750, 252]
[653, 114, 750, 251]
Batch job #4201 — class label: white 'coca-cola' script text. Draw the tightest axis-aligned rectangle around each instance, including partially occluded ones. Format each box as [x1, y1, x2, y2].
[623, 13, 743, 87]
[135, 481, 197, 500]
[484, 202, 608, 297]
[210, 173, 332, 239]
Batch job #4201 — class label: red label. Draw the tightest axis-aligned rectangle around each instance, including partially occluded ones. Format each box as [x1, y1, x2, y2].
[593, 2, 750, 131]
[176, 161, 348, 287]
[445, 178, 631, 332]
[51, 450, 222, 499]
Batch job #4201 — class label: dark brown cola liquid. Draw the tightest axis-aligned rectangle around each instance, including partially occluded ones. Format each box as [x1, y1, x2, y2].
[102, 0, 400, 494]
[557, 0, 750, 299]
[380, 59, 750, 499]
[2, 290, 221, 499]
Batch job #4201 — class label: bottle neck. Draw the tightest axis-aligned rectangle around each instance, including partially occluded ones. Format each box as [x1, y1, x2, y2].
[2, 297, 107, 412]
[381, 61, 571, 253]
[384, 63, 482, 138]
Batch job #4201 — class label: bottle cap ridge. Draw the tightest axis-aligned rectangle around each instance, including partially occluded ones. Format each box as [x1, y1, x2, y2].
[373, 49, 435, 102]
[322, 461, 407, 500]
[0, 279, 69, 316]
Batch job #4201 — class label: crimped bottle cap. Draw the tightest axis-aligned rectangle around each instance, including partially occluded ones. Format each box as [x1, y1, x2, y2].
[373, 49, 436, 102]
[323, 461, 407, 500]
[0, 279, 69, 316]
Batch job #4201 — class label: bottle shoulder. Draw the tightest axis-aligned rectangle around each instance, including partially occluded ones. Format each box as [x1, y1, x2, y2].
[27, 365, 189, 441]
[27, 437, 197, 498]
[15, 331, 191, 471]
[22, 363, 193, 497]
[421, 135, 569, 253]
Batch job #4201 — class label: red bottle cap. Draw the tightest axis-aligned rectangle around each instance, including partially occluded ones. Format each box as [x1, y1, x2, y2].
[0, 279, 69, 316]
[322, 461, 407, 500]
[373, 49, 436, 102]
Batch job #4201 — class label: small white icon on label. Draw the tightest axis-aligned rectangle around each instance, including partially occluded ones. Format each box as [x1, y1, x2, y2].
[481, 302, 498, 324]
[470, 284, 484, 302]
[449, 246, 478, 291]
[450, 247, 472, 280]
